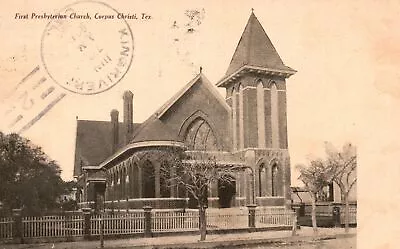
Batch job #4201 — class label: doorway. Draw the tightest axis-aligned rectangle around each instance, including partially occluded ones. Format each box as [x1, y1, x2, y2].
[218, 177, 236, 208]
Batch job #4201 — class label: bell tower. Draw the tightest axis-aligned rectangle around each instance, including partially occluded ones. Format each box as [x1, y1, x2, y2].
[217, 12, 296, 151]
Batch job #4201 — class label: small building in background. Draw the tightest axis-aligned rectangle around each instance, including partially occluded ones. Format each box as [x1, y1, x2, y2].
[291, 179, 357, 227]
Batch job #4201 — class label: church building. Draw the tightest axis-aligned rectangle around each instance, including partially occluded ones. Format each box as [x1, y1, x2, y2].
[74, 12, 296, 210]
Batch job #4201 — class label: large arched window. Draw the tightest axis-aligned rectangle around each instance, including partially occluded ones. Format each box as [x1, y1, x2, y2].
[257, 80, 266, 148]
[271, 83, 280, 148]
[184, 117, 218, 151]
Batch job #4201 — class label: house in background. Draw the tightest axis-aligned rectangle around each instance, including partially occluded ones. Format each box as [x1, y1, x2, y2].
[73, 12, 297, 211]
[292, 180, 357, 204]
[291, 175, 357, 226]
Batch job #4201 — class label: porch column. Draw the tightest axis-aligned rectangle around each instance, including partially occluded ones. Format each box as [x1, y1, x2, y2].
[244, 150, 256, 205]
[119, 168, 124, 200]
[105, 179, 109, 201]
[266, 164, 272, 196]
[114, 169, 118, 201]
[246, 172, 253, 205]
[125, 171, 130, 199]
[138, 166, 143, 198]
[255, 167, 260, 198]
[115, 168, 120, 200]
[120, 164, 126, 200]
[241, 170, 247, 203]
[128, 164, 133, 198]
[235, 172, 241, 206]
[154, 162, 161, 198]
[170, 166, 177, 197]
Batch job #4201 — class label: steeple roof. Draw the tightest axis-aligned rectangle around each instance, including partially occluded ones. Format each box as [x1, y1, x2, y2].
[221, 12, 295, 84]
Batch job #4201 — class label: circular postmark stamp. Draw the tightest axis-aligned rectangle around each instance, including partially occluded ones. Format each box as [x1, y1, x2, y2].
[41, 1, 134, 95]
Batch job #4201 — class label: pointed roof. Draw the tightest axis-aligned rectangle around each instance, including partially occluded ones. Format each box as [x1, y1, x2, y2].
[226, 12, 291, 75]
[155, 73, 230, 118]
[217, 12, 295, 87]
[128, 72, 230, 143]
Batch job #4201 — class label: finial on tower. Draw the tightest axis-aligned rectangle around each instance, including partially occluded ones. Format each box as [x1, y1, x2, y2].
[200, 66, 203, 73]
[251, 8, 254, 13]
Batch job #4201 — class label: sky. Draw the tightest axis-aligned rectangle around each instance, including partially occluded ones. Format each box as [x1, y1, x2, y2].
[1, 1, 400, 246]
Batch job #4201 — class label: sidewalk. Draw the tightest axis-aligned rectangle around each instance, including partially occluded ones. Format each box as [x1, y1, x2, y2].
[0, 227, 356, 249]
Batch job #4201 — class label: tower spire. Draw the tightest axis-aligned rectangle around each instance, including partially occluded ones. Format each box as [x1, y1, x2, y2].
[217, 12, 296, 87]
[224, 12, 292, 76]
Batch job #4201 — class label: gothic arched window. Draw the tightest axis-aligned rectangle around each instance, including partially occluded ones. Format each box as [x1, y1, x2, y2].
[259, 163, 267, 196]
[271, 163, 279, 196]
[184, 118, 218, 151]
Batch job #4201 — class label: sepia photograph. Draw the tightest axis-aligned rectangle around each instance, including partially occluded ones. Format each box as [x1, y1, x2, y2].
[0, 0, 398, 248]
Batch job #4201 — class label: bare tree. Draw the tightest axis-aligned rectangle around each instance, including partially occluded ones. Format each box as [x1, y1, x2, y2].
[296, 159, 332, 234]
[324, 142, 357, 233]
[128, 148, 236, 241]
[158, 151, 235, 241]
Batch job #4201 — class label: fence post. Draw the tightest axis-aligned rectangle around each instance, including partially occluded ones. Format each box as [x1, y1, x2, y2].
[247, 204, 257, 231]
[143, 206, 153, 237]
[99, 211, 104, 248]
[12, 209, 23, 244]
[332, 205, 341, 227]
[291, 210, 298, 236]
[82, 208, 92, 240]
[65, 211, 73, 242]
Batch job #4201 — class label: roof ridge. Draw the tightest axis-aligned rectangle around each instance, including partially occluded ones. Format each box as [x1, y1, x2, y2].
[155, 73, 202, 118]
[128, 74, 202, 142]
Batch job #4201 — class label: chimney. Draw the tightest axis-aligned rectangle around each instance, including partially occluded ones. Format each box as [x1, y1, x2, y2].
[110, 109, 119, 153]
[123, 90, 134, 144]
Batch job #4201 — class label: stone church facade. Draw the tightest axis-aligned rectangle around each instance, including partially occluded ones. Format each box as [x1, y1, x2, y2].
[74, 12, 296, 210]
